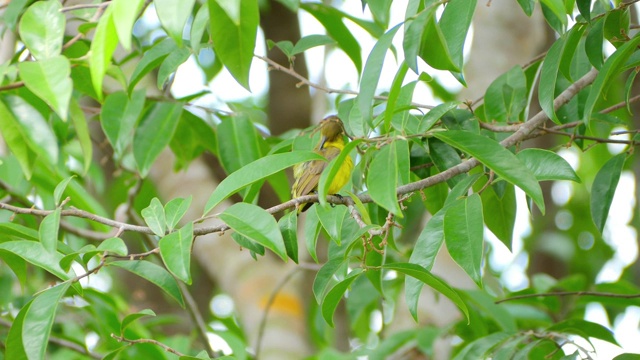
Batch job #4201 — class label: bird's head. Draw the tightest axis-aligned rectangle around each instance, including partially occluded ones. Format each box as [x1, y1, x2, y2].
[318, 115, 346, 147]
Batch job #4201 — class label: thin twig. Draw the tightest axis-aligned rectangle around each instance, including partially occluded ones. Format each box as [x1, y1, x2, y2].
[60, 1, 111, 12]
[111, 334, 186, 357]
[495, 290, 640, 304]
[256, 55, 435, 109]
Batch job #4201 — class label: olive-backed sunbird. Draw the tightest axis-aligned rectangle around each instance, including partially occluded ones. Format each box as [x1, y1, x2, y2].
[292, 115, 353, 212]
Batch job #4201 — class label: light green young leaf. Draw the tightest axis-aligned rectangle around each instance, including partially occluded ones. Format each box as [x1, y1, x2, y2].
[547, 319, 619, 346]
[1, 95, 59, 166]
[444, 194, 484, 287]
[97, 237, 128, 256]
[141, 197, 167, 237]
[164, 196, 192, 231]
[112, 0, 144, 50]
[313, 257, 346, 304]
[120, 309, 156, 335]
[591, 153, 626, 234]
[155, 0, 196, 46]
[90, 7, 117, 100]
[159, 222, 194, 284]
[203, 151, 324, 215]
[366, 141, 403, 216]
[219, 203, 287, 261]
[321, 269, 362, 327]
[53, 176, 76, 207]
[23, 282, 71, 360]
[208, 0, 259, 90]
[315, 204, 348, 245]
[0, 99, 36, 179]
[434, 130, 545, 214]
[111, 260, 185, 307]
[191, 3, 209, 54]
[18, 0, 64, 60]
[384, 62, 409, 131]
[19, 56, 72, 120]
[384, 262, 470, 322]
[40, 209, 61, 254]
[69, 99, 93, 174]
[133, 102, 183, 177]
[516, 148, 580, 182]
[292, 34, 335, 55]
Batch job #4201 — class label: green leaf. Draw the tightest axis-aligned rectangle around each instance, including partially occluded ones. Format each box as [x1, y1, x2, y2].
[97, 237, 128, 256]
[90, 7, 117, 100]
[19, 56, 72, 120]
[141, 197, 167, 237]
[2, 0, 29, 31]
[155, 0, 196, 46]
[317, 139, 362, 207]
[429, 138, 465, 188]
[591, 153, 626, 234]
[190, 3, 209, 55]
[301, 3, 362, 73]
[313, 257, 346, 304]
[292, 34, 335, 55]
[316, 204, 348, 245]
[1, 95, 59, 167]
[479, 181, 516, 249]
[111, 260, 185, 307]
[69, 99, 93, 174]
[419, 10, 457, 72]
[321, 269, 362, 327]
[40, 209, 61, 253]
[157, 47, 192, 89]
[5, 291, 30, 360]
[216, 117, 264, 175]
[18, 0, 65, 60]
[484, 66, 527, 123]
[418, 101, 462, 133]
[112, 0, 145, 50]
[517, 0, 535, 16]
[366, 141, 404, 216]
[304, 205, 322, 262]
[0, 99, 36, 179]
[439, 0, 476, 72]
[547, 319, 619, 346]
[406, 205, 449, 320]
[53, 176, 76, 207]
[133, 102, 183, 177]
[516, 148, 580, 182]
[120, 309, 156, 334]
[585, 18, 604, 69]
[539, 28, 584, 124]
[0, 241, 72, 281]
[159, 222, 194, 284]
[453, 331, 513, 360]
[128, 38, 178, 92]
[541, 0, 568, 33]
[384, 262, 469, 322]
[101, 90, 146, 158]
[0, 223, 39, 241]
[444, 195, 484, 286]
[434, 130, 545, 214]
[584, 33, 640, 125]
[164, 196, 192, 231]
[218, 203, 287, 261]
[403, 7, 433, 73]
[278, 211, 299, 263]
[23, 283, 71, 360]
[384, 62, 409, 131]
[203, 151, 324, 215]
[358, 24, 401, 124]
[208, 0, 258, 90]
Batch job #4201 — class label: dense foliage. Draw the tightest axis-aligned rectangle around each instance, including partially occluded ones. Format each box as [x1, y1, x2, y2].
[0, 0, 639, 359]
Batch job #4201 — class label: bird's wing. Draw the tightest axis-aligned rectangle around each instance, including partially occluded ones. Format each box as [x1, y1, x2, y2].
[292, 147, 341, 198]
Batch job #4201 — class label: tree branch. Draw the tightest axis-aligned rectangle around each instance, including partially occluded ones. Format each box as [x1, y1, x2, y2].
[111, 334, 186, 357]
[496, 290, 640, 304]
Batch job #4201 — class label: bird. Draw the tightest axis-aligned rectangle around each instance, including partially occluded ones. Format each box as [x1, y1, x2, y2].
[292, 115, 353, 212]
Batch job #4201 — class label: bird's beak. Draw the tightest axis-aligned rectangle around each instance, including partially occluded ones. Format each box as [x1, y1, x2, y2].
[319, 135, 328, 149]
